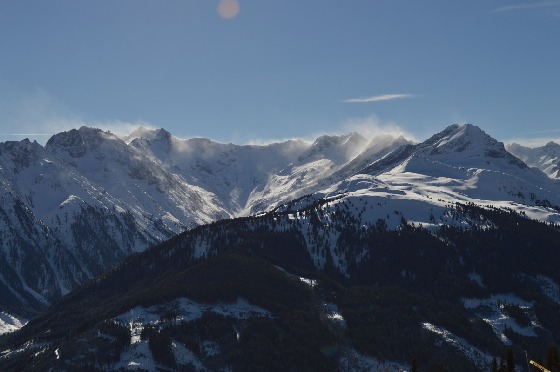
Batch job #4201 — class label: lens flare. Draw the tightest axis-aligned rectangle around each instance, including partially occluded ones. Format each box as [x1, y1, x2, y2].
[218, 0, 240, 19]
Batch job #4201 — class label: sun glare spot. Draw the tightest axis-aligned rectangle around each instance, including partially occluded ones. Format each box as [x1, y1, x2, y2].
[218, 0, 240, 19]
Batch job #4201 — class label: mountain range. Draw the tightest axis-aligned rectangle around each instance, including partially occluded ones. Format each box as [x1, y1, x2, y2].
[1, 124, 560, 371]
[507, 141, 560, 180]
[0, 125, 410, 318]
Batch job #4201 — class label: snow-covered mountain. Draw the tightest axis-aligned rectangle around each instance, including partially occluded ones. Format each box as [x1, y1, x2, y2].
[126, 128, 377, 215]
[2, 186, 559, 371]
[319, 124, 560, 231]
[2, 123, 560, 370]
[0, 131, 217, 318]
[1, 123, 560, 324]
[507, 141, 560, 180]
[126, 127, 310, 215]
[0, 126, 401, 319]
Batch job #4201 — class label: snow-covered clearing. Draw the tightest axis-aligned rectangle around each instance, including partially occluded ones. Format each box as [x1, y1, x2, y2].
[113, 297, 271, 370]
[0, 340, 48, 361]
[324, 302, 346, 327]
[463, 293, 539, 344]
[339, 347, 409, 372]
[422, 322, 493, 370]
[274, 265, 318, 288]
[536, 275, 560, 304]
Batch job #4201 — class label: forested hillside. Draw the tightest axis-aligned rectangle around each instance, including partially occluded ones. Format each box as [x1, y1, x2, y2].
[1, 198, 559, 371]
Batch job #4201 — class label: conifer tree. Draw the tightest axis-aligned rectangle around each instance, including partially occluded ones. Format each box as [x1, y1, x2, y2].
[546, 344, 560, 372]
[506, 347, 515, 372]
[491, 357, 498, 372]
[410, 358, 418, 372]
[499, 353, 506, 372]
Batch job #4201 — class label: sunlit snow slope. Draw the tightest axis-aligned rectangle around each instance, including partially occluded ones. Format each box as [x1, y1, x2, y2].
[1, 123, 559, 328]
[0, 126, 403, 319]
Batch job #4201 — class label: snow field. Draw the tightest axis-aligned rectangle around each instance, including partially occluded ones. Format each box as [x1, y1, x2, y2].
[113, 297, 271, 370]
[421, 322, 494, 370]
[0, 312, 26, 336]
[463, 293, 540, 344]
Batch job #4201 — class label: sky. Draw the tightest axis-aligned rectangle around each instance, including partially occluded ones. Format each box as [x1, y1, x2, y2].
[0, 0, 559, 146]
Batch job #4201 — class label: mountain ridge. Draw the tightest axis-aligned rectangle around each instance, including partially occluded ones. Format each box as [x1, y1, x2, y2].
[1, 123, 560, 370]
[507, 141, 560, 180]
[0, 123, 559, 320]
[0, 125, 408, 318]
[1, 198, 558, 371]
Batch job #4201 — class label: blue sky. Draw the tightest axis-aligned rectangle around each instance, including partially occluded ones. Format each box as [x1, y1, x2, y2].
[0, 0, 559, 146]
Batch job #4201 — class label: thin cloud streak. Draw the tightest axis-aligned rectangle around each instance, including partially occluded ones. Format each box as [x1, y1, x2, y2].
[0, 87, 155, 145]
[342, 94, 414, 103]
[491, 1, 560, 13]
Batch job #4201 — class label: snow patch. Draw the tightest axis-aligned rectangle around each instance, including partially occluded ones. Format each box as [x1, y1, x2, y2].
[173, 340, 206, 371]
[201, 340, 220, 357]
[114, 297, 271, 369]
[113, 338, 155, 371]
[299, 276, 318, 288]
[463, 294, 539, 344]
[422, 322, 493, 370]
[468, 271, 485, 288]
[59, 194, 84, 208]
[324, 303, 346, 327]
[536, 275, 560, 304]
[339, 347, 409, 372]
[274, 265, 318, 288]
[0, 340, 48, 361]
[212, 298, 271, 319]
[0, 312, 26, 335]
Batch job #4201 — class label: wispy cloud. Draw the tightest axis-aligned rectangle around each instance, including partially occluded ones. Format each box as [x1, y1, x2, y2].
[233, 115, 417, 152]
[77, 120, 155, 140]
[0, 87, 153, 144]
[40, 118, 154, 144]
[342, 114, 417, 142]
[491, 1, 560, 13]
[342, 93, 414, 104]
[245, 137, 311, 146]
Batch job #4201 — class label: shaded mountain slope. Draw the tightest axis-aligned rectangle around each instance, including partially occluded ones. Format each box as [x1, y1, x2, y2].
[1, 196, 559, 371]
[1, 122, 560, 358]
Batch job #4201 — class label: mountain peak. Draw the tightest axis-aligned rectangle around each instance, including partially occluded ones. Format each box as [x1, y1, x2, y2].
[46, 128, 87, 158]
[507, 140, 560, 179]
[298, 133, 368, 164]
[46, 126, 121, 158]
[154, 128, 173, 143]
[124, 127, 174, 145]
[0, 138, 46, 169]
[544, 141, 560, 150]
[387, 123, 531, 179]
[341, 131, 365, 144]
[156, 128, 170, 136]
[425, 123, 503, 157]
